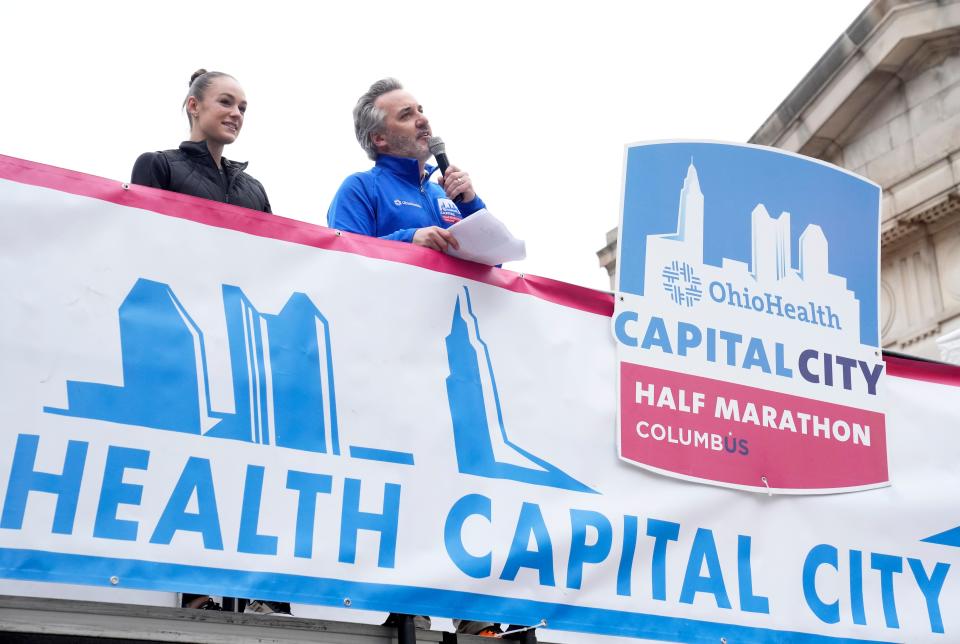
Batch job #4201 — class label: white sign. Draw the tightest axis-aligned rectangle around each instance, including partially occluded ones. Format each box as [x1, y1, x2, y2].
[614, 142, 887, 494]
[0, 155, 958, 642]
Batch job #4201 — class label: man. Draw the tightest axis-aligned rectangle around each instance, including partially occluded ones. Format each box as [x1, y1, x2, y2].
[327, 78, 486, 252]
[327, 78, 505, 639]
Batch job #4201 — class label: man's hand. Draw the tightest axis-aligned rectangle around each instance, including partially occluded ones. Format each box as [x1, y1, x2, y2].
[412, 226, 460, 251]
[438, 164, 477, 203]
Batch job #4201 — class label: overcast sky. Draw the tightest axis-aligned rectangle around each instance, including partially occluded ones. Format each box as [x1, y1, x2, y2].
[3, 0, 868, 293]
[2, 0, 874, 639]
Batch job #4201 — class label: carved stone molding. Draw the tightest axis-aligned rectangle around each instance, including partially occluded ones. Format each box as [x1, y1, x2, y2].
[937, 327, 960, 363]
[882, 191, 960, 249]
[751, 1, 960, 152]
[940, 227, 960, 301]
[881, 279, 896, 337]
[597, 227, 618, 289]
[897, 323, 942, 347]
[881, 231, 946, 347]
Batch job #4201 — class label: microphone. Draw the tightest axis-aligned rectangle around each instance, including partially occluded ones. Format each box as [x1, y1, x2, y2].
[428, 136, 462, 203]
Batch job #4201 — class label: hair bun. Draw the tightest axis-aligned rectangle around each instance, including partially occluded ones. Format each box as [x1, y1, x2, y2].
[189, 69, 208, 86]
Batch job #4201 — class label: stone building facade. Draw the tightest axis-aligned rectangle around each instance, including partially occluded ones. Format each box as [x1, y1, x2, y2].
[597, 0, 960, 362]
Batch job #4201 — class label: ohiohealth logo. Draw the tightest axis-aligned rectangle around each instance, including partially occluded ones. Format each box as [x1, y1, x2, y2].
[661, 260, 702, 307]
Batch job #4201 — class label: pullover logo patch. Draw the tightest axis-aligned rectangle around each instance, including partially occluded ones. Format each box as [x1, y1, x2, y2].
[437, 198, 462, 224]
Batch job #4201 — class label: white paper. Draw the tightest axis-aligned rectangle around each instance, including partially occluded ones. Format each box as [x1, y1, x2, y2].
[445, 208, 526, 265]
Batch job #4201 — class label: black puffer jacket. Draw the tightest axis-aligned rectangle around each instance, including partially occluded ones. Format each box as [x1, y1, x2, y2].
[131, 140, 271, 213]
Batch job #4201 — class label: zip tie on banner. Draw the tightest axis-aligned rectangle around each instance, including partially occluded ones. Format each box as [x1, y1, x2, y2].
[761, 476, 773, 497]
[497, 620, 547, 638]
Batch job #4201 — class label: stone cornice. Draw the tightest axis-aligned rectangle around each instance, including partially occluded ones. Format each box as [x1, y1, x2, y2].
[750, 0, 960, 154]
[882, 189, 960, 246]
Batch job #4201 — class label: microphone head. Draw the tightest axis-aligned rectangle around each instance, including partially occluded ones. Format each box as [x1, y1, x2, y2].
[427, 136, 446, 156]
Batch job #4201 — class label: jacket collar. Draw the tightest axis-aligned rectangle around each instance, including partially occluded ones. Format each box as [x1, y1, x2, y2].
[375, 154, 437, 186]
[178, 140, 249, 175]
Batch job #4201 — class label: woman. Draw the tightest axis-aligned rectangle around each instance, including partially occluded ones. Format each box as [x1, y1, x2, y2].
[132, 71, 281, 616]
[132, 69, 270, 213]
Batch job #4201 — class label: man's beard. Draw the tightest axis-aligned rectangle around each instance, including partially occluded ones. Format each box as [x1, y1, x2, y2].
[384, 132, 429, 161]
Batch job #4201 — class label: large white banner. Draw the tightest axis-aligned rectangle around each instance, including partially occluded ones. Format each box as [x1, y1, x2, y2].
[0, 155, 958, 643]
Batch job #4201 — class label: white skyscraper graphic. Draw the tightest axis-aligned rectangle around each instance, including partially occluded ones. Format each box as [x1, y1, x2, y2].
[751, 205, 792, 283]
[667, 162, 704, 265]
[799, 224, 829, 279]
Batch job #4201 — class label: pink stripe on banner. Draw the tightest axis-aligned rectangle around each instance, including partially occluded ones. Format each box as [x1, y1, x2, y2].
[0, 154, 614, 318]
[884, 354, 960, 388]
[619, 362, 889, 492]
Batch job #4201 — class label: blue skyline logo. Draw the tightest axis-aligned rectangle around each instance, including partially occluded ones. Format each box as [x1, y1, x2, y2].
[618, 143, 880, 347]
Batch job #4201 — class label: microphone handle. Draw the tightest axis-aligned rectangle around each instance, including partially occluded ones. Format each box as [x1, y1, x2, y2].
[433, 152, 463, 203]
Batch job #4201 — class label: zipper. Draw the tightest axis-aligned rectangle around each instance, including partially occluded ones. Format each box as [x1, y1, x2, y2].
[222, 166, 235, 204]
[419, 174, 438, 225]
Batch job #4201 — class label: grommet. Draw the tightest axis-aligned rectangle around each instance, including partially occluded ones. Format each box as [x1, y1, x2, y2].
[109, 576, 119, 585]
[761, 476, 772, 497]
[343, 597, 352, 607]
[121, 183, 130, 190]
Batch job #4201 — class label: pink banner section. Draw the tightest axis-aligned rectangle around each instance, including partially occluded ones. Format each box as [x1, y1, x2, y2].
[619, 362, 888, 492]
[0, 154, 614, 319]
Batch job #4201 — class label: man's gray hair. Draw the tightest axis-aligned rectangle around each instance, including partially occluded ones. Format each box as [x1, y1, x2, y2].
[354, 77, 403, 160]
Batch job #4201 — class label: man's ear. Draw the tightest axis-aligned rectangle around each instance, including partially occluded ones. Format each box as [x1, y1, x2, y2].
[371, 131, 387, 153]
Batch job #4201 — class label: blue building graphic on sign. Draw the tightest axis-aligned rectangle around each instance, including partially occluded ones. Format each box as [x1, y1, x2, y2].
[444, 287, 595, 494]
[46, 278, 343, 455]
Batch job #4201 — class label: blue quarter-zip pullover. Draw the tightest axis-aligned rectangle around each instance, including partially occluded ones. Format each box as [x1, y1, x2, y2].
[327, 155, 486, 242]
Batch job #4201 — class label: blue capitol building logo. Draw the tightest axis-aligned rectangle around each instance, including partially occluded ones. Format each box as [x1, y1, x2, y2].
[661, 260, 702, 307]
